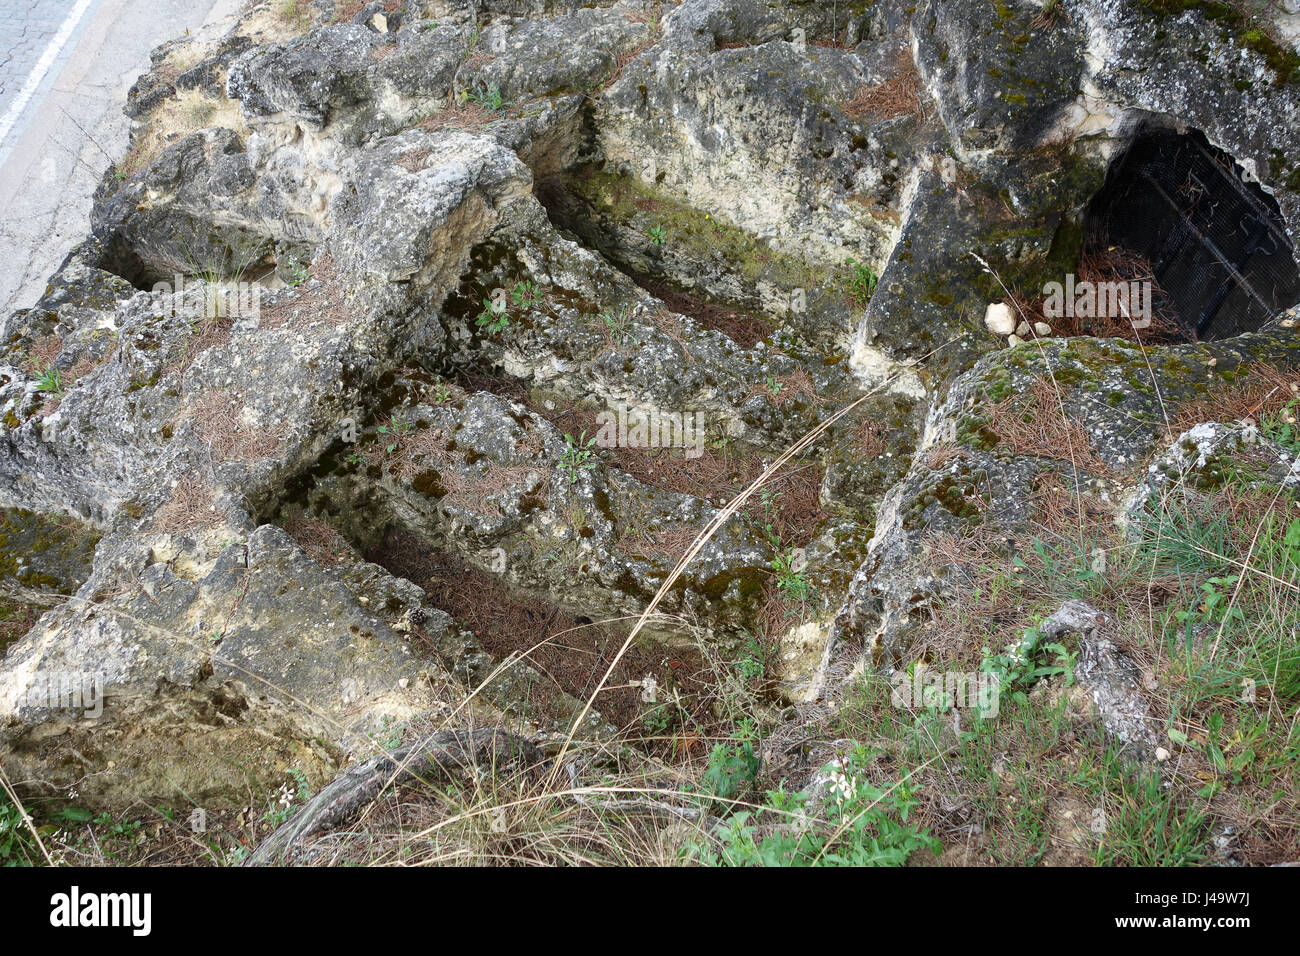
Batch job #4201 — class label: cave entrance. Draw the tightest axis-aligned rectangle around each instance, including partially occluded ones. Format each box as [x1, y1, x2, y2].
[1084, 125, 1300, 341]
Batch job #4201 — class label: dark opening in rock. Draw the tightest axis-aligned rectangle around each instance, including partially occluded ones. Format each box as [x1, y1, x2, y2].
[94, 226, 285, 293]
[1084, 124, 1300, 341]
[95, 233, 163, 292]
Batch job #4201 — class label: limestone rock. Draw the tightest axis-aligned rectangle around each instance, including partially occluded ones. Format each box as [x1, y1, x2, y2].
[3, 0, 1300, 813]
[985, 302, 1017, 336]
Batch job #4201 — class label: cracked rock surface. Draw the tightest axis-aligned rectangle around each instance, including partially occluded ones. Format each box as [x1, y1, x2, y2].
[2, 0, 1300, 811]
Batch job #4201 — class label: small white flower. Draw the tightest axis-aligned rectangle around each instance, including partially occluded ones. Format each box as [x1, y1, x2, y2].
[275, 783, 294, 808]
[639, 674, 658, 704]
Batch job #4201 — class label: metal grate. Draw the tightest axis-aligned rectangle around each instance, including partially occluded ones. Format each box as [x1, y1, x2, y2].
[1084, 126, 1300, 341]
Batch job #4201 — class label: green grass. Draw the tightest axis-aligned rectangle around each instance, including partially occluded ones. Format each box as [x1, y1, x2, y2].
[0, 790, 46, 866]
[1090, 768, 1209, 866]
[845, 257, 878, 307]
[463, 84, 506, 111]
[559, 431, 598, 483]
[34, 364, 64, 397]
[821, 434, 1300, 866]
[690, 742, 940, 867]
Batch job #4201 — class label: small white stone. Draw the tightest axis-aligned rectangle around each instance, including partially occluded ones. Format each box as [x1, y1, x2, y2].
[984, 302, 1016, 336]
[1007, 334, 1025, 348]
[1033, 322, 1052, 337]
[1015, 320, 1031, 338]
[398, 678, 409, 689]
[1155, 747, 1170, 762]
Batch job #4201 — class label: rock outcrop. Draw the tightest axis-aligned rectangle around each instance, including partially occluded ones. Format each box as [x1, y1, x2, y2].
[2, 0, 1299, 811]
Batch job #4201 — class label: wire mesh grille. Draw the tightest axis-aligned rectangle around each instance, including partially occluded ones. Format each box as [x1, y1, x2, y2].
[1085, 126, 1300, 341]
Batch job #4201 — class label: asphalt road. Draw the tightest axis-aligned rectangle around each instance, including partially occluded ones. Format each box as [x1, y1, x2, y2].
[0, 0, 237, 313]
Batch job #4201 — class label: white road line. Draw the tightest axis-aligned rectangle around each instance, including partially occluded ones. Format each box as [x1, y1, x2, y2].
[0, 0, 98, 147]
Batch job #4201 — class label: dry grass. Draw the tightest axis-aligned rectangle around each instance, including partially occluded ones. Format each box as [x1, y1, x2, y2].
[1030, 0, 1067, 29]
[396, 147, 431, 173]
[626, 443, 759, 505]
[1170, 363, 1300, 435]
[891, 389, 1300, 864]
[648, 308, 697, 364]
[630, 272, 772, 348]
[406, 424, 454, 465]
[258, 256, 352, 331]
[985, 376, 1111, 475]
[167, 315, 234, 381]
[40, 312, 1300, 868]
[758, 576, 813, 640]
[461, 49, 495, 70]
[1117, 483, 1300, 863]
[33, 322, 1294, 869]
[453, 373, 829, 549]
[326, 0, 399, 24]
[750, 368, 824, 407]
[67, 356, 100, 381]
[29, 284, 1300, 869]
[1029, 472, 1114, 542]
[617, 521, 703, 563]
[189, 388, 287, 462]
[916, 510, 1101, 667]
[57, 333, 119, 391]
[366, 532, 718, 739]
[843, 56, 923, 122]
[924, 443, 966, 471]
[591, 310, 640, 356]
[22, 335, 62, 374]
[1187, 479, 1300, 557]
[282, 511, 353, 567]
[0, 601, 41, 654]
[604, 38, 655, 87]
[290, 771, 695, 866]
[854, 419, 889, 460]
[223, 723, 714, 866]
[627, 5, 664, 28]
[329, 0, 365, 21]
[154, 473, 220, 534]
[274, 0, 314, 30]
[34, 398, 63, 419]
[1060, 245, 1185, 342]
[369, 421, 544, 518]
[416, 99, 495, 132]
[119, 87, 248, 181]
[438, 461, 541, 517]
[741, 462, 826, 547]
